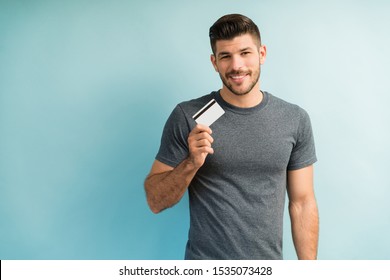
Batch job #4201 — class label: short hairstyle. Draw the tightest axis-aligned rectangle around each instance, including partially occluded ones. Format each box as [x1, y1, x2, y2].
[209, 14, 261, 55]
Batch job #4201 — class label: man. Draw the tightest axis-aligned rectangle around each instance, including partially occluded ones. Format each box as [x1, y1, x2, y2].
[144, 14, 319, 260]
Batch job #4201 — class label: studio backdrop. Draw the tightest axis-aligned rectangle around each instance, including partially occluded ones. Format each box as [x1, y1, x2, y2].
[1, 0, 389, 259]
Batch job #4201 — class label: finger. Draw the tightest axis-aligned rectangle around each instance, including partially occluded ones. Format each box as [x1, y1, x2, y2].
[197, 146, 214, 155]
[192, 132, 214, 144]
[188, 130, 214, 144]
[205, 147, 214, 154]
[193, 124, 212, 135]
[194, 139, 213, 148]
[190, 141, 214, 154]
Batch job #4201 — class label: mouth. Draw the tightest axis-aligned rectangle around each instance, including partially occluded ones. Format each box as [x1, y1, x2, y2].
[228, 72, 249, 83]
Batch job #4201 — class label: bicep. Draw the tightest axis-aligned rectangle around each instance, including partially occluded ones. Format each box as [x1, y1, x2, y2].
[287, 165, 315, 203]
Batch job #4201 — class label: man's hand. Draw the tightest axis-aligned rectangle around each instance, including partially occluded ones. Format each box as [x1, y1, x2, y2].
[144, 124, 214, 213]
[188, 124, 214, 169]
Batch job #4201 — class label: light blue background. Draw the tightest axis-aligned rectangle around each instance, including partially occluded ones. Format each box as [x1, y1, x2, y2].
[1, 0, 389, 259]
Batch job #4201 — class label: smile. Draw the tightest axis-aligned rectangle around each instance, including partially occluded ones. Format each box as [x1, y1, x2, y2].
[231, 75, 246, 79]
[229, 73, 249, 82]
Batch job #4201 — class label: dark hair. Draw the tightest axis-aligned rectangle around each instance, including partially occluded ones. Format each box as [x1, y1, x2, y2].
[209, 14, 261, 54]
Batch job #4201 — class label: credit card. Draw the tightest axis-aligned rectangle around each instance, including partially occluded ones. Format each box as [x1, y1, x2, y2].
[192, 99, 225, 127]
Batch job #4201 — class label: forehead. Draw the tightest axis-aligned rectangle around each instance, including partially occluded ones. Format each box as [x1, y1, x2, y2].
[214, 33, 259, 55]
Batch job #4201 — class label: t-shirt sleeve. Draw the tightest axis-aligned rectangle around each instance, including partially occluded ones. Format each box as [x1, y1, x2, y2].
[287, 108, 317, 170]
[155, 104, 191, 167]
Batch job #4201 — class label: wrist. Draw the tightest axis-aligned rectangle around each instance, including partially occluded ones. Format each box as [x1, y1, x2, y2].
[183, 157, 201, 173]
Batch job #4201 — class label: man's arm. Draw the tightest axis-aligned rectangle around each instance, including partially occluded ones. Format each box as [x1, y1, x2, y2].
[144, 124, 213, 214]
[287, 165, 319, 260]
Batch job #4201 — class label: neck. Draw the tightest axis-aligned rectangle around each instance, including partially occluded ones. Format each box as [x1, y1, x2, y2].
[220, 85, 263, 108]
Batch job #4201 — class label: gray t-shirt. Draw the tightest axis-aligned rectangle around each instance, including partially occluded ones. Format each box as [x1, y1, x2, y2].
[156, 91, 317, 259]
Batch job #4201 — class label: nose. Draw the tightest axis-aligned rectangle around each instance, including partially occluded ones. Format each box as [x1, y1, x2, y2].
[231, 55, 244, 71]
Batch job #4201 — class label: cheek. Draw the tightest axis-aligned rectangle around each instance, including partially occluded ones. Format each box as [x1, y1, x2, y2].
[213, 60, 222, 71]
[214, 62, 226, 74]
[249, 58, 261, 69]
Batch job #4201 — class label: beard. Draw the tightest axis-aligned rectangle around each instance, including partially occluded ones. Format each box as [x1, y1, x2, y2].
[219, 66, 261, 96]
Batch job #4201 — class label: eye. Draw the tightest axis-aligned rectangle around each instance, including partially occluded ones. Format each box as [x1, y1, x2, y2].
[219, 55, 230, 60]
[241, 51, 251, 56]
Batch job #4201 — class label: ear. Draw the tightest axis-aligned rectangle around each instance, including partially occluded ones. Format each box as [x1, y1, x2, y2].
[259, 45, 267, 65]
[210, 54, 219, 72]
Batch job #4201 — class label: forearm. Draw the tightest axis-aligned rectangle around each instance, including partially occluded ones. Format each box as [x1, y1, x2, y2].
[144, 158, 199, 214]
[289, 198, 319, 260]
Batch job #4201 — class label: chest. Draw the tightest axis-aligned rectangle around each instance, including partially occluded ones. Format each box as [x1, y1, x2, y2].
[202, 112, 297, 173]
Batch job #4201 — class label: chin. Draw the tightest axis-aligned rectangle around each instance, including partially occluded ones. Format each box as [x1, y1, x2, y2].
[231, 89, 251, 96]
[228, 84, 256, 96]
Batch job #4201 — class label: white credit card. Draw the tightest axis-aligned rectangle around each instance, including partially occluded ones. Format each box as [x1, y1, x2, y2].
[192, 99, 225, 127]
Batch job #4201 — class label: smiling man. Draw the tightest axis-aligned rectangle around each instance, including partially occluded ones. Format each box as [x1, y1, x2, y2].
[144, 14, 319, 260]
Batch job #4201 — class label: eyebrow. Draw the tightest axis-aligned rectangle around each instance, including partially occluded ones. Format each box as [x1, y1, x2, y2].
[217, 47, 252, 58]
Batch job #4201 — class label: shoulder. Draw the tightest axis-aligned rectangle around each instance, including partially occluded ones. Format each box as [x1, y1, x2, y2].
[267, 92, 302, 112]
[164, 92, 216, 129]
[266, 92, 310, 121]
[177, 92, 216, 117]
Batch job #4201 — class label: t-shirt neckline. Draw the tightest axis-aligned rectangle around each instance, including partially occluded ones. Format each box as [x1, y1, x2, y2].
[213, 90, 269, 115]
